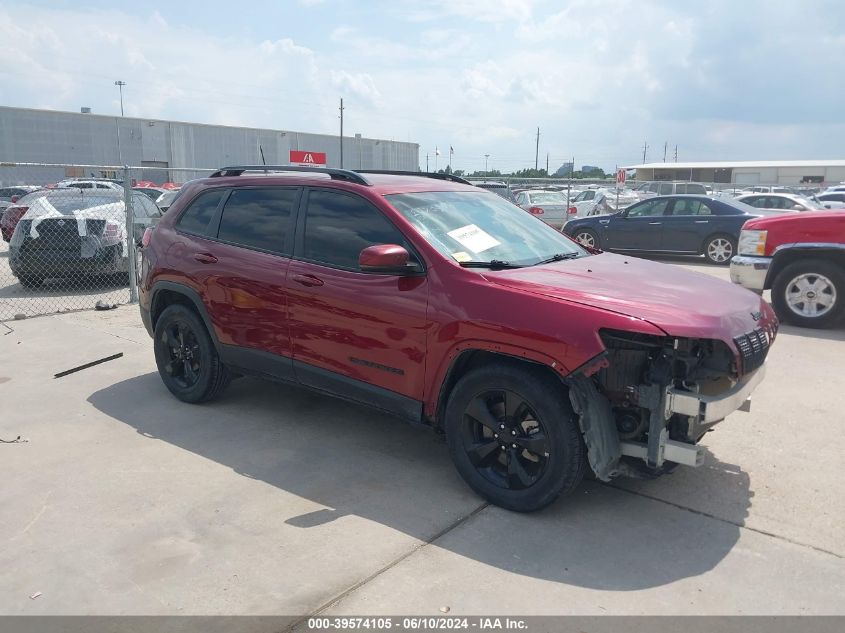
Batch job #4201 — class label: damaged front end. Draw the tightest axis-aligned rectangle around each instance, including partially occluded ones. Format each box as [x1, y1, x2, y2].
[567, 326, 774, 481]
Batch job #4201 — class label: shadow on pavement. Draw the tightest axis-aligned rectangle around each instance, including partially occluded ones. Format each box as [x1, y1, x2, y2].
[777, 324, 845, 341]
[88, 372, 751, 591]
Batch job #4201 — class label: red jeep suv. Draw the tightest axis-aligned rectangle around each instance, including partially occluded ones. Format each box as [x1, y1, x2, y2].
[139, 166, 777, 511]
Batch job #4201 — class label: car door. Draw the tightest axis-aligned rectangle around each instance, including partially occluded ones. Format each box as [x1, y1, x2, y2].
[661, 198, 712, 252]
[287, 187, 429, 417]
[604, 198, 670, 250]
[172, 187, 298, 374]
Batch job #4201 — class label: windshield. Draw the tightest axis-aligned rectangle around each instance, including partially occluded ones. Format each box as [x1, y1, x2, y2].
[527, 192, 567, 205]
[795, 196, 824, 209]
[386, 191, 586, 266]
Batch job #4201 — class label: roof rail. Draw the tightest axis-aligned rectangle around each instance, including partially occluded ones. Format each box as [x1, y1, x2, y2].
[209, 165, 371, 185]
[356, 170, 472, 185]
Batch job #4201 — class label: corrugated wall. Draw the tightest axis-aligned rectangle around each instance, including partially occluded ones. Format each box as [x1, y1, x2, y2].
[0, 106, 419, 185]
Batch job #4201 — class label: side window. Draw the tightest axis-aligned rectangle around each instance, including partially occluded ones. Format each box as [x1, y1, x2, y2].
[670, 199, 702, 215]
[744, 196, 763, 208]
[584, 190, 595, 201]
[687, 184, 707, 194]
[76, 183, 93, 189]
[515, 193, 525, 205]
[176, 189, 225, 235]
[675, 184, 688, 194]
[648, 183, 660, 193]
[658, 182, 673, 195]
[302, 189, 413, 271]
[216, 188, 297, 254]
[628, 199, 670, 217]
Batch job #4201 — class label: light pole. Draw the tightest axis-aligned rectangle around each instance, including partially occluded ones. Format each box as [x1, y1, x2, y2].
[484, 154, 490, 173]
[114, 80, 126, 116]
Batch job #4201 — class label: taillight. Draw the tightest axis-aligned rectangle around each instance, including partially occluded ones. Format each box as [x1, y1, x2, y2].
[3, 206, 28, 226]
[568, 206, 577, 215]
[142, 227, 153, 248]
[528, 206, 544, 215]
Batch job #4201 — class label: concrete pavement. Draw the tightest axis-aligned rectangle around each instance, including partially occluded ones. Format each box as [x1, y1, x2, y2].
[0, 262, 843, 617]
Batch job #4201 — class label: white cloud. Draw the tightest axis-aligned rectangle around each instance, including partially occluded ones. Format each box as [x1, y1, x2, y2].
[0, 0, 842, 173]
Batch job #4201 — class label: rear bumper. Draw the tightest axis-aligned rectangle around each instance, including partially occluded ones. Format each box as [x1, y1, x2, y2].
[730, 256, 770, 293]
[10, 244, 122, 276]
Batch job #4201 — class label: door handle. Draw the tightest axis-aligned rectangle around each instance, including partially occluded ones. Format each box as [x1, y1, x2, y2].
[292, 273, 324, 287]
[648, 222, 662, 225]
[694, 220, 709, 223]
[193, 252, 218, 264]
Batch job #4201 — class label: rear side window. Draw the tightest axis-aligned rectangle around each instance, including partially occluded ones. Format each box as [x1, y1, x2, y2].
[658, 183, 673, 195]
[628, 198, 670, 217]
[670, 199, 712, 215]
[217, 188, 298, 254]
[177, 190, 224, 235]
[686, 184, 707, 194]
[302, 190, 411, 270]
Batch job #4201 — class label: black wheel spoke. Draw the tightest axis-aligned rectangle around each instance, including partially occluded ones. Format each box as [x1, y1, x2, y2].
[507, 450, 535, 489]
[183, 360, 197, 383]
[165, 329, 180, 350]
[513, 432, 548, 456]
[466, 439, 500, 467]
[502, 390, 526, 420]
[465, 396, 501, 433]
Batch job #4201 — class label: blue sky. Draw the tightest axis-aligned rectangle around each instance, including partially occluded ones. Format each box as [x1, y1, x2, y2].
[1, 0, 843, 173]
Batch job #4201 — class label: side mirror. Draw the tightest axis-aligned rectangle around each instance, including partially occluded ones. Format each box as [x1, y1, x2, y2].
[359, 244, 419, 274]
[791, 204, 805, 211]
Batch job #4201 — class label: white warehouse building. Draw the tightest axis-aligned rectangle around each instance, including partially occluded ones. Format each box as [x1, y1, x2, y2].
[628, 160, 845, 186]
[0, 106, 419, 185]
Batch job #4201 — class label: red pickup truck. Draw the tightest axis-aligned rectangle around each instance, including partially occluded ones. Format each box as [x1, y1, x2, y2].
[730, 211, 845, 328]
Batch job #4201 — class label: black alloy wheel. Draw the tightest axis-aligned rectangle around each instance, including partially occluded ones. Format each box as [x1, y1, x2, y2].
[461, 389, 549, 490]
[153, 304, 231, 403]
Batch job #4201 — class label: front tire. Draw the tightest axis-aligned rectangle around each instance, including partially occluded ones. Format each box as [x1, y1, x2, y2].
[444, 363, 586, 512]
[771, 259, 844, 328]
[703, 234, 736, 265]
[153, 304, 231, 403]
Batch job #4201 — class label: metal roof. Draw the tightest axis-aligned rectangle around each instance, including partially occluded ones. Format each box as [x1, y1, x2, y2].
[626, 160, 845, 169]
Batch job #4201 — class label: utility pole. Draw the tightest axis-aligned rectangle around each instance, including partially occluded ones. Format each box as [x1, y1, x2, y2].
[642, 141, 648, 164]
[484, 154, 490, 173]
[339, 98, 345, 168]
[114, 80, 126, 116]
[535, 127, 540, 171]
[663, 141, 667, 162]
[674, 145, 678, 162]
[426, 153, 429, 172]
[546, 152, 549, 175]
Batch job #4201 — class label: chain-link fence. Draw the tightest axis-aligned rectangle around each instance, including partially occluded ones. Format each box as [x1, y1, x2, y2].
[0, 163, 213, 321]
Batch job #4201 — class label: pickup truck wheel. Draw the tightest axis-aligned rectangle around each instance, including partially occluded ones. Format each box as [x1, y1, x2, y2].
[574, 229, 599, 250]
[154, 304, 231, 403]
[771, 259, 844, 328]
[703, 234, 736, 265]
[444, 364, 586, 512]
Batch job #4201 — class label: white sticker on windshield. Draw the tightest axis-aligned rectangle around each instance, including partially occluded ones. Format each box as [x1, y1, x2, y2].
[447, 224, 501, 253]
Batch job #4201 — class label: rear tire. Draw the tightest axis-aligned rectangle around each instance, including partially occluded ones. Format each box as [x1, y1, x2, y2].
[18, 275, 43, 289]
[771, 259, 844, 328]
[574, 229, 600, 250]
[153, 304, 231, 403]
[703, 234, 736, 265]
[444, 362, 586, 512]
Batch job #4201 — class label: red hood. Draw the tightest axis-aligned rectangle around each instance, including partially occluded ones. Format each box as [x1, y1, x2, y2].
[484, 253, 775, 341]
[744, 209, 845, 230]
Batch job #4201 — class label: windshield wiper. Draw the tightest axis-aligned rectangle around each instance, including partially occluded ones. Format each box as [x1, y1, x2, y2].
[533, 252, 581, 266]
[459, 259, 523, 269]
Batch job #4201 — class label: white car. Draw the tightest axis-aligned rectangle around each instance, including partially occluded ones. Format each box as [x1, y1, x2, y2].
[569, 188, 639, 218]
[735, 193, 832, 212]
[55, 179, 123, 191]
[513, 189, 573, 229]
